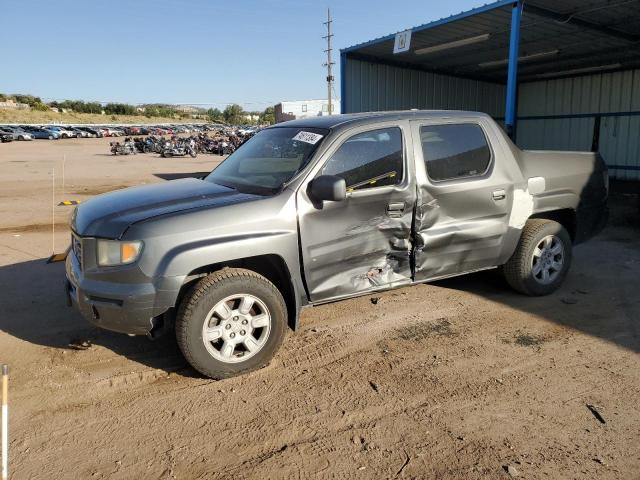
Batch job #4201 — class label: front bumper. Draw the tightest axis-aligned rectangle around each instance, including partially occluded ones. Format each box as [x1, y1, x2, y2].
[65, 247, 160, 335]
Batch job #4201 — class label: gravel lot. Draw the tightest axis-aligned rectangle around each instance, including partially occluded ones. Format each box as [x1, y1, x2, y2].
[0, 138, 638, 479]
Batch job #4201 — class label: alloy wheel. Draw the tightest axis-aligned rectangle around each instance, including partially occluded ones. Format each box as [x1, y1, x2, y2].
[531, 235, 564, 285]
[201, 294, 271, 363]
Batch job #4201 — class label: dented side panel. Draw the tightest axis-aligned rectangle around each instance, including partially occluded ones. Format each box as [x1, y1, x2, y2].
[296, 121, 416, 302]
[410, 118, 526, 280]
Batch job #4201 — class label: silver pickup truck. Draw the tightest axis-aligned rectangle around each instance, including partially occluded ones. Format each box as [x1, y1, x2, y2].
[65, 111, 608, 378]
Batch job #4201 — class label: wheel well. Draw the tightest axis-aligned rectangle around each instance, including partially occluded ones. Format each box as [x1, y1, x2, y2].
[177, 254, 298, 331]
[530, 208, 576, 241]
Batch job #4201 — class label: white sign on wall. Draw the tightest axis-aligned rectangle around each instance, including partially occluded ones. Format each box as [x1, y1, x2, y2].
[393, 29, 412, 54]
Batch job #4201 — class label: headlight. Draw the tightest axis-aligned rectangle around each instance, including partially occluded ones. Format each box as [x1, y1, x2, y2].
[96, 240, 143, 266]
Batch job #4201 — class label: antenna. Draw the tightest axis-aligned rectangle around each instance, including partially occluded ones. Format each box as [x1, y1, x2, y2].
[323, 8, 335, 115]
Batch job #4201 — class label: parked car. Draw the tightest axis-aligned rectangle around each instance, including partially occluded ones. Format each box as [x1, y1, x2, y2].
[68, 127, 89, 138]
[102, 127, 125, 137]
[75, 127, 101, 138]
[1, 126, 34, 140]
[0, 130, 14, 142]
[123, 126, 141, 135]
[46, 126, 76, 138]
[22, 126, 59, 140]
[65, 111, 608, 379]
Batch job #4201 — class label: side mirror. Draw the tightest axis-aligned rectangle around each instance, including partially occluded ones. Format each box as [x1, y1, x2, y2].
[309, 175, 347, 202]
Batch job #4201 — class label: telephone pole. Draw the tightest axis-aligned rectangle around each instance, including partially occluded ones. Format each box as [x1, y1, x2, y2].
[323, 8, 335, 114]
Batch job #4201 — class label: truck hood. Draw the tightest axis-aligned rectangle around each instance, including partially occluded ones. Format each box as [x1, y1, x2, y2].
[72, 178, 261, 238]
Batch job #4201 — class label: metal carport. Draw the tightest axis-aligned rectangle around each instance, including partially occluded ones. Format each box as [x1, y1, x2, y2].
[340, 0, 640, 179]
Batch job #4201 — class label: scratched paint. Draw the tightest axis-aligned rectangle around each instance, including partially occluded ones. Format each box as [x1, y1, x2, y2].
[508, 189, 535, 229]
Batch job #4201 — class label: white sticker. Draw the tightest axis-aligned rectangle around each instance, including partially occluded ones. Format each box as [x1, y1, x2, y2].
[293, 131, 324, 145]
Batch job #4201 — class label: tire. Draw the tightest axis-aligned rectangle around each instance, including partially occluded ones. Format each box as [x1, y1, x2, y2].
[18, 135, 24, 141]
[176, 268, 287, 379]
[48, 135, 53, 140]
[503, 219, 572, 296]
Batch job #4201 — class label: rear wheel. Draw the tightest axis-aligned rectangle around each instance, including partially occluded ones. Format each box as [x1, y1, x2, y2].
[176, 268, 287, 379]
[503, 219, 572, 296]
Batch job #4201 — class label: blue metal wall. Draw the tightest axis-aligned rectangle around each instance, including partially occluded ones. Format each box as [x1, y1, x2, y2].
[343, 57, 639, 180]
[343, 57, 506, 117]
[517, 68, 640, 180]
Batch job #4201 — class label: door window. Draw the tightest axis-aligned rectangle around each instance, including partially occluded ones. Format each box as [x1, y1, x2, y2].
[321, 127, 403, 191]
[420, 124, 491, 182]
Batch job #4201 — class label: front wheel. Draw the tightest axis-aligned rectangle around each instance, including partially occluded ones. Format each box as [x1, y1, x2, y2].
[503, 219, 572, 296]
[176, 268, 287, 379]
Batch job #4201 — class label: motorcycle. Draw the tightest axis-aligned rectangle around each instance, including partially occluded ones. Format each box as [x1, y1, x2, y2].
[110, 138, 137, 155]
[161, 138, 197, 158]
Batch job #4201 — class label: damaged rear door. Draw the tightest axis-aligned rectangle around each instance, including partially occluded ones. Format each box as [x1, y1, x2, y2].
[410, 119, 516, 281]
[297, 122, 416, 302]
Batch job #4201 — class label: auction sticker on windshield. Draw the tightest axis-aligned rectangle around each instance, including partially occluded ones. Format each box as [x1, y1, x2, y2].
[293, 131, 324, 145]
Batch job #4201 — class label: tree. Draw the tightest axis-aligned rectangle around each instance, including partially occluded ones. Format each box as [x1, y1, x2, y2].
[104, 103, 137, 116]
[223, 104, 245, 125]
[259, 106, 275, 125]
[206, 108, 224, 123]
[12, 94, 43, 107]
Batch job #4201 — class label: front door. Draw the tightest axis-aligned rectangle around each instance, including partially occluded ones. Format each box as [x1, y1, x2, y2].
[410, 119, 516, 281]
[297, 123, 416, 302]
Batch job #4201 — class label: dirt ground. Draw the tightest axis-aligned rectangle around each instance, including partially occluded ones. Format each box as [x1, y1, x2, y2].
[0, 138, 638, 479]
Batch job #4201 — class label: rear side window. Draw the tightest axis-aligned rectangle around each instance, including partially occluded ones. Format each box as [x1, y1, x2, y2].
[420, 124, 491, 181]
[321, 127, 403, 191]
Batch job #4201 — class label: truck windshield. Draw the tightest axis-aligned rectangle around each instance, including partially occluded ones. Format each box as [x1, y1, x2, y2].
[205, 127, 329, 195]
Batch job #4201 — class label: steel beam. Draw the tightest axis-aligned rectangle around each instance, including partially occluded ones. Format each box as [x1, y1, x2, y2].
[505, 1, 523, 139]
[340, 52, 347, 114]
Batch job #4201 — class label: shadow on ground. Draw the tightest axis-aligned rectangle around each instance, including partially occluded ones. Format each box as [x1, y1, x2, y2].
[0, 257, 197, 376]
[1, 190, 638, 374]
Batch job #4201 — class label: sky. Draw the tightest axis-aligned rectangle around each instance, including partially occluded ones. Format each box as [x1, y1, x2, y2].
[1, 0, 486, 111]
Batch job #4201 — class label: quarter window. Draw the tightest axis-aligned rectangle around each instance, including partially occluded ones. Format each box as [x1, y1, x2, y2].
[420, 124, 491, 181]
[321, 127, 403, 191]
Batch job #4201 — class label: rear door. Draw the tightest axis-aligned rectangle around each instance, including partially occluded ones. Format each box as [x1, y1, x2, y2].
[296, 122, 416, 302]
[410, 119, 516, 281]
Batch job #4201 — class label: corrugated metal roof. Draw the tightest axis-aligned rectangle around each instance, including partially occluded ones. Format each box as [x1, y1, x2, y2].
[342, 0, 640, 83]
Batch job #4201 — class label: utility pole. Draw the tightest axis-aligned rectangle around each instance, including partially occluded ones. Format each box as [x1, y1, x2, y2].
[323, 8, 335, 114]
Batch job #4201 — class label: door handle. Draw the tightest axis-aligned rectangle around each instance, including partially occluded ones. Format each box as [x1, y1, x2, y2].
[492, 189, 506, 201]
[387, 202, 405, 217]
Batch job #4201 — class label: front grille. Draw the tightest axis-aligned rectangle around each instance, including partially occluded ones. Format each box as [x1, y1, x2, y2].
[72, 234, 83, 270]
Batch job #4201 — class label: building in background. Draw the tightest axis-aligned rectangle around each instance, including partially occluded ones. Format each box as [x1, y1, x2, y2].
[0, 99, 30, 110]
[242, 113, 260, 122]
[274, 99, 340, 123]
[340, 0, 640, 180]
